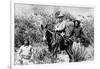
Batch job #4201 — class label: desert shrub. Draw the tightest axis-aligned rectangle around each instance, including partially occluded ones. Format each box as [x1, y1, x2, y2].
[63, 12, 76, 20]
[14, 14, 43, 47]
[72, 42, 94, 62]
[31, 46, 53, 64]
[82, 20, 94, 43]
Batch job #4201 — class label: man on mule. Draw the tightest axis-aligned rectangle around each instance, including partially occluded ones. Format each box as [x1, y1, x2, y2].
[54, 12, 74, 62]
[40, 12, 74, 62]
[54, 12, 66, 37]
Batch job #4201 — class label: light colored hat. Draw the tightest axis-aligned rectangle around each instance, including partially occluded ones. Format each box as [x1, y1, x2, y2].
[57, 13, 64, 18]
[55, 11, 64, 18]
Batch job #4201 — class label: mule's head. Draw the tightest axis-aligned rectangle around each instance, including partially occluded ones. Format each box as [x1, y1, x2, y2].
[40, 24, 47, 41]
[40, 24, 54, 41]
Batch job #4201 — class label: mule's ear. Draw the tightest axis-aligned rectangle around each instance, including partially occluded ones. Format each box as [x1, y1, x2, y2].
[45, 24, 48, 29]
[41, 24, 44, 30]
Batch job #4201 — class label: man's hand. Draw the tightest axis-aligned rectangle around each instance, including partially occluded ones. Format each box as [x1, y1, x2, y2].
[61, 32, 65, 36]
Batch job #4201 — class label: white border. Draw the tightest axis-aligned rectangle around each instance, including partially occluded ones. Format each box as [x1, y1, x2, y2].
[11, 0, 95, 69]
[11, 0, 14, 68]
[12, 0, 95, 8]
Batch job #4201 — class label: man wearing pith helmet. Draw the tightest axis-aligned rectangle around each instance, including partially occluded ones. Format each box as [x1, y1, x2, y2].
[54, 11, 66, 37]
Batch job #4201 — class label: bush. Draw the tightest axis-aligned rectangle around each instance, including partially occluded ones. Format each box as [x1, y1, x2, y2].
[72, 42, 94, 62]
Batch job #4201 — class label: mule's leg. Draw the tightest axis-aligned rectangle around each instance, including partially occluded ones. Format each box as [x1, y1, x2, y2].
[54, 44, 59, 58]
[65, 47, 74, 62]
[52, 44, 57, 58]
[68, 47, 74, 62]
[48, 44, 52, 52]
[68, 46, 73, 55]
[51, 44, 59, 63]
[50, 45, 56, 63]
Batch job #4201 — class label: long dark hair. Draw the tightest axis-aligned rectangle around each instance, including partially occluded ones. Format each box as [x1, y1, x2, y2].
[73, 20, 80, 28]
[24, 39, 30, 46]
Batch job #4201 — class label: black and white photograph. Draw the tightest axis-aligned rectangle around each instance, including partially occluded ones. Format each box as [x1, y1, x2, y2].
[14, 3, 94, 65]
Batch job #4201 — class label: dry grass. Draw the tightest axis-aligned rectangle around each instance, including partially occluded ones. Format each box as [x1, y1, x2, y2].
[72, 42, 94, 62]
[14, 44, 60, 65]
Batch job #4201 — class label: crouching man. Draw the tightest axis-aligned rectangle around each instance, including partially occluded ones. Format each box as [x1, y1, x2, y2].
[17, 39, 33, 65]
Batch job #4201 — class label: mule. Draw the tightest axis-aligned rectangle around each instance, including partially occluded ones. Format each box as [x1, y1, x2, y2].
[40, 24, 74, 62]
